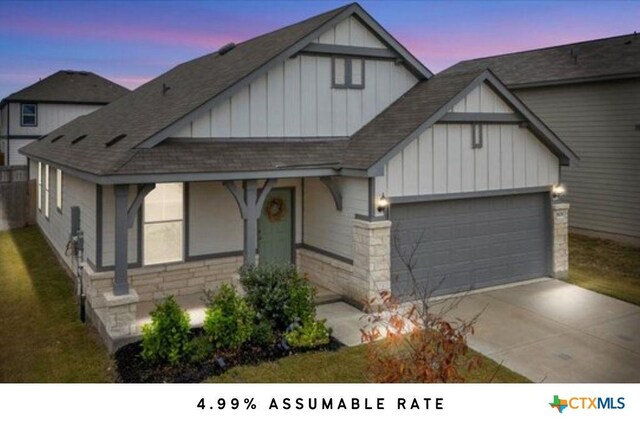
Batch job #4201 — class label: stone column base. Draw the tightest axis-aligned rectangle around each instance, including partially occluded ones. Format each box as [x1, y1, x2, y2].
[93, 290, 139, 352]
[352, 219, 391, 306]
[552, 202, 570, 279]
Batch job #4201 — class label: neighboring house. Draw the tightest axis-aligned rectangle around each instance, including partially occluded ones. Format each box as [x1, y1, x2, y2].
[0, 70, 129, 166]
[20, 3, 576, 350]
[445, 34, 640, 245]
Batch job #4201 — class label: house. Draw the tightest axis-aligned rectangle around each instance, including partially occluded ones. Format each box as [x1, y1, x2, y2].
[445, 34, 640, 245]
[19, 3, 577, 350]
[0, 70, 129, 166]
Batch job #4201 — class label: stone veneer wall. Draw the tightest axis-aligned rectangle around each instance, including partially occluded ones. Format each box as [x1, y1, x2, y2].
[84, 255, 243, 350]
[296, 247, 355, 301]
[552, 203, 570, 279]
[352, 219, 391, 304]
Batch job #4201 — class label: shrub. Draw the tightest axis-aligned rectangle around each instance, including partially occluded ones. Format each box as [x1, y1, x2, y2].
[187, 335, 213, 364]
[251, 320, 275, 348]
[240, 264, 317, 331]
[284, 320, 331, 349]
[203, 283, 254, 350]
[141, 296, 191, 365]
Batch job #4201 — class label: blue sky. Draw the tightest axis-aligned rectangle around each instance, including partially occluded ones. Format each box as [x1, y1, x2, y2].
[0, 0, 638, 97]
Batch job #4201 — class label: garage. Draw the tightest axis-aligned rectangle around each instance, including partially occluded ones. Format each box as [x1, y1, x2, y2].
[390, 192, 550, 298]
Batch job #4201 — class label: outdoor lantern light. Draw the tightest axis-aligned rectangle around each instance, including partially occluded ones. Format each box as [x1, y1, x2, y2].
[377, 193, 389, 213]
[552, 184, 566, 200]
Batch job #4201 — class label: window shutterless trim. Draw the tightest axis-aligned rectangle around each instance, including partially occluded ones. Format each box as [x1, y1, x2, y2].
[332, 56, 365, 89]
[20, 103, 38, 127]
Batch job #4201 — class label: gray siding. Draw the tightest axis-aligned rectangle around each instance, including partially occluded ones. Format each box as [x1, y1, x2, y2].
[516, 79, 640, 240]
[303, 176, 368, 260]
[35, 163, 97, 270]
[100, 185, 139, 267]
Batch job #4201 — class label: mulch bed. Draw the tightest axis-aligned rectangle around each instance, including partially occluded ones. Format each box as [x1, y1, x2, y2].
[114, 328, 343, 383]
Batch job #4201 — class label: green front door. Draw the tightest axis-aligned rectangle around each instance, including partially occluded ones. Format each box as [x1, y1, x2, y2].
[258, 188, 293, 266]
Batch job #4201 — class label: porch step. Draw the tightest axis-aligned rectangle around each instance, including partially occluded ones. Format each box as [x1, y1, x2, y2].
[315, 285, 343, 305]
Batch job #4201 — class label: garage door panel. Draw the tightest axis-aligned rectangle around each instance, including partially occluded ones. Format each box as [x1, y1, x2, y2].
[391, 193, 550, 298]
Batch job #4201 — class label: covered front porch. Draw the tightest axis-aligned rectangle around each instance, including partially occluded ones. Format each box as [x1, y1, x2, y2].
[83, 175, 392, 351]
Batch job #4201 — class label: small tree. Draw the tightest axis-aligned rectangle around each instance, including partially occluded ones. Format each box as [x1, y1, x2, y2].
[361, 229, 483, 382]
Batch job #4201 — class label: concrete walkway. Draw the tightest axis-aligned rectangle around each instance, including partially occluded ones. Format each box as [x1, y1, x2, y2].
[317, 278, 640, 383]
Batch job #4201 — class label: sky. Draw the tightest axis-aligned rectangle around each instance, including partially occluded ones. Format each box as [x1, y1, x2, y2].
[0, 0, 638, 97]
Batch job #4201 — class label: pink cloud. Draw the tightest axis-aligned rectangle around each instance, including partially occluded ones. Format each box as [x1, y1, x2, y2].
[1, 15, 257, 50]
[109, 74, 154, 90]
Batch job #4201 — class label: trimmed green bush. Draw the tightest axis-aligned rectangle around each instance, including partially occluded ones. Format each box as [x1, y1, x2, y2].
[284, 320, 331, 349]
[141, 296, 191, 365]
[251, 320, 275, 348]
[240, 264, 317, 331]
[204, 283, 254, 350]
[187, 335, 214, 363]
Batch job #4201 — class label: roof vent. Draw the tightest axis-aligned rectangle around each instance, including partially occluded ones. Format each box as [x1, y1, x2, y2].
[218, 42, 236, 55]
[105, 134, 127, 147]
[51, 135, 64, 143]
[37, 134, 49, 141]
[70, 135, 87, 145]
[162, 83, 171, 95]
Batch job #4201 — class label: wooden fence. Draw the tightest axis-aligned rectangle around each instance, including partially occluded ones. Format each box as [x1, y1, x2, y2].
[0, 166, 35, 231]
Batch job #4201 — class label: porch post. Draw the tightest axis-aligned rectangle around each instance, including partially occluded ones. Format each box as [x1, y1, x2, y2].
[113, 184, 130, 295]
[243, 180, 259, 266]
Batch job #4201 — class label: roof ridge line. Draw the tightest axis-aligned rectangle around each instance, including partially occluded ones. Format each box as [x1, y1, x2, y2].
[458, 32, 637, 64]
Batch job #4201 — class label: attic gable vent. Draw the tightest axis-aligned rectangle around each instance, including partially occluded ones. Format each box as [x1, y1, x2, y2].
[70, 135, 87, 145]
[218, 42, 236, 55]
[51, 135, 64, 143]
[105, 133, 127, 147]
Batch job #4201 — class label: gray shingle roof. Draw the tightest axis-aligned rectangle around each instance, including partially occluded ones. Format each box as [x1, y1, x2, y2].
[117, 138, 348, 175]
[1, 70, 129, 105]
[20, 4, 352, 175]
[444, 33, 640, 88]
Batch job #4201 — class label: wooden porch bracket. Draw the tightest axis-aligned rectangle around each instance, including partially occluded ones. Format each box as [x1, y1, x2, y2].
[320, 176, 343, 211]
[223, 179, 278, 265]
[127, 183, 155, 228]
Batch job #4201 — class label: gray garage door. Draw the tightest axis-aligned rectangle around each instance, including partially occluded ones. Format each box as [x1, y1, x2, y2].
[390, 192, 550, 298]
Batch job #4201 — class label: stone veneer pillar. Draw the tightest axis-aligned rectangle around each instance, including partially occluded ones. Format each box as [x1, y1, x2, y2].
[95, 290, 139, 351]
[352, 219, 391, 305]
[552, 202, 570, 279]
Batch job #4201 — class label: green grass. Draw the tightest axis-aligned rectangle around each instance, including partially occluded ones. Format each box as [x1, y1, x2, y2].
[207, 344, 528, 383]
[568, 233, 640, 306]
[0, 227, 113, 382]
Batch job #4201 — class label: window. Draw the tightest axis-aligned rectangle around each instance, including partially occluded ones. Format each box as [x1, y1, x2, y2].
[332, 57, 365, 89]
[143, 183, 184, 265]
[56, 169, 63, 212]
[37, 162, 42, 211]
[21, 104, 37, 127]
[44, 164, 50, 218]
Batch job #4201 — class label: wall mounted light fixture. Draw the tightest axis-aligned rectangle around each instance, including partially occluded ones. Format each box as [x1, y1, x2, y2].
[552, 184, 566, 200]
[377, 193, 389, 213]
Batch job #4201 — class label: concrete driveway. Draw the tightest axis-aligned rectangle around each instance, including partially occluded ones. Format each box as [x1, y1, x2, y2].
[317, 278, 640, 383]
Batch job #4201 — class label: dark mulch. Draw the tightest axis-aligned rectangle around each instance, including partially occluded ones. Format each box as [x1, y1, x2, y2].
[114, 329, 343, 383]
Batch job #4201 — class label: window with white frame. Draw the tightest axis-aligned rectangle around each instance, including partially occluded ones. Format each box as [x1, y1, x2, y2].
[37, 162, 42, 211]
[56, 169, 62, 212]
[332, 57, 365, 89]
[21, 104, 37, 127]
[143, 183, 184, 265]
[44, 164, 50, 218]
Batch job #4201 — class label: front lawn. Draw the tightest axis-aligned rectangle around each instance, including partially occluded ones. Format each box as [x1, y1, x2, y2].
[0, 227, 113, 382]
[207, 344, 528, 383]
[568, 233, 640, 306]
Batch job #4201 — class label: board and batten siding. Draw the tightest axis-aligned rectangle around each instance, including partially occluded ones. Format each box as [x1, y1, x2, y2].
[313, 15, 386, 48]
[6, 138, 36, 165]
[515, 79, 640, 240]
[188, 179, 302, 257]
[32, 160, 97, 270]
[303, 177, 368, 260]
[173, 55, 417, 138]
[376, 123, 559, 198]
[450, 82, 514, 113]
